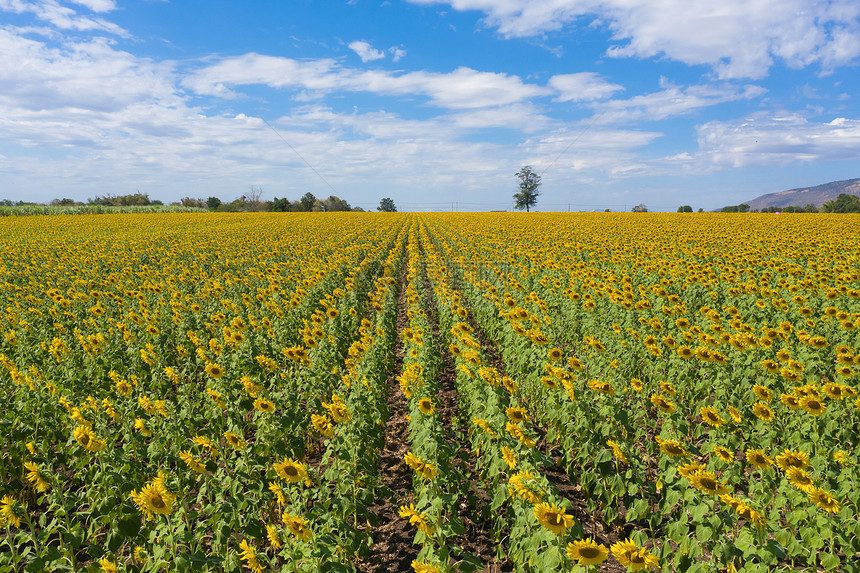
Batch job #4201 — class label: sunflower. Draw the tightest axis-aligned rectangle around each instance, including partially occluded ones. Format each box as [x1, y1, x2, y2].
[506, 422, 537, 447]
[699, 406, 725, 428]
[650, 394, 676, 414]
[179, 450, 206, 473]
[776, 449, 809, 472]
[785, 467, 815, 493]
[713, 444, 734, 464]
[273, 458, 309, 484]
[398, 503, 435, 536]
[607, 440, 628, 464]
[567, 538, 609, 566]
[224, 431, 246, 450]
[629, 378, 643, 392]
[411, 562, 442, 573]
[611, 539, 659, 571]
[547, 347, 564, 361]
[689, 470, 730, 496]
[281, 513, 312, 540]
[677, 346, 694, 359]
[237, 539, 265, 573]
[507, 471, 543, 503]
[822, 382, 845, 399]
[417, 397, 435, 415]
[534, 502, 575, 535]
[734, 502, 767, 530]
[780, 393, 801, 410]
[727, 405, 742, 423]
[23, 461, 50, 492]
[760, 360, 780, 374]
[752, 384, 772, 401]
[253, 398, 276, 413]
[808, 487, 840, 514]
[130, 472, 176, 519]
[506, 406, 529, 424]
[266, 524, 282, 550]
[655, 437, 688, 458]
[404, 451, 439, 480]
[745, 449, 773, 470]
[751, 402, 774, 422]
[311, 413, 334, 437]
[501, 446, 517, 469]
[800, 396, 826, 416]
[0, 495, 23, 528]
[73, 425, 107, 453]
[204, 362, 224, 379]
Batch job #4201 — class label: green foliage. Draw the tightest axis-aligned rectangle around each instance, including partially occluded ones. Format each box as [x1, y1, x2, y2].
[822, 193, 860, 213]
[206, 197, 222, 211]
[377, 197, 397, 212]
[677, 205, 693, 213]
[88, 192, 154, 206]
[513, 166, 541, 212]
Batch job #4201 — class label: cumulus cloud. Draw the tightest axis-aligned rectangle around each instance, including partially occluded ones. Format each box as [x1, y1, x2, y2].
[183, 54, 549, 109]
[594, 81, 766, 123]
[548, 72, 623, 102]
[348, 40, 385, 62]
[0, 0, 127, 35]
[696, 113, 860, 167]
[408, 0, 860, 78]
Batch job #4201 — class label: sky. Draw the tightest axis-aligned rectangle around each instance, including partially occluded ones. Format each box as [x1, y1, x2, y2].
[1, 0, 859, 211]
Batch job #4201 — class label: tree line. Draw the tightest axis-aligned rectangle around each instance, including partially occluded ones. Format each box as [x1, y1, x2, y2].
[8, 190, 399, 213]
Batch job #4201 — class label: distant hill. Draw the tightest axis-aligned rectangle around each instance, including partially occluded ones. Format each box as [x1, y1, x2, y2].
[745, 178, 860, 211]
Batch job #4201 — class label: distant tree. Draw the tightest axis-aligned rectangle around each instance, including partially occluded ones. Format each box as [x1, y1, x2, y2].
[270, 197, 290, 212]
[180, 197, 206, 208]
[51, 198, 79, 206]
[513, 166, 541, 212]
[697, 208, 703, 212]
[822, 193, 860, 213]
[632, 203, 648, 213]
[721, 205, 740, 213]
[738, 203, 750, 213]
[88, 192, 152, 206]
[299, 192, 317, 212]
[677, 205, 693, 213]
[207, 196, 222, 210]
[323, 195, 351, 211]
[377, 197, 397, 212]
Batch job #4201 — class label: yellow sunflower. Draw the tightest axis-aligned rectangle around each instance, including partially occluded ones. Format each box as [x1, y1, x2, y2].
[273, 458, 309, 484]
[534, 502, 575, 535]
[745, 449, 773, 470]
[417, 397, 435, 415]
[130, 472, 176, 519]
[567, 538, 609, 566]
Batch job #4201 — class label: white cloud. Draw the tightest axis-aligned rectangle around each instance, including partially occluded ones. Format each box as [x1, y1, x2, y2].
[348, 40, 385, 62]
[183, 54, 549, 109]
[68, 0, 116, 12]
[408, 0, 860, 78]
[390, 46, 407, 61]
[594, 82, 766, 123]
[695, 112, 860, 167]
[0, 0, 127, 35]
[548, 72, 623, 102]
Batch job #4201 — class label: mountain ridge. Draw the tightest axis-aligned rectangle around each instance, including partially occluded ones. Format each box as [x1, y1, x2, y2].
[744, 178, 860, 210]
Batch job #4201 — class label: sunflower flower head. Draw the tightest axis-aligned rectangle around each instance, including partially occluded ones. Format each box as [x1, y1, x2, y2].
[534, 502, 575, 536]
[567, 538, 609, 566]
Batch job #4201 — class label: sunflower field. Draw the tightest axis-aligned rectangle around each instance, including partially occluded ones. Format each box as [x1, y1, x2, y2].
[1, 212, 859, 573]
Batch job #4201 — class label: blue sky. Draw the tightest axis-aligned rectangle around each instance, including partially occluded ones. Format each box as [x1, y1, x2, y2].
[1, 0, 859, 211]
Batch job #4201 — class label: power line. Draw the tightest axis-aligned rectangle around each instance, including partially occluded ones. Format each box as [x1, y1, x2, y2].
[540, 112, 605, 176]
[261, 118, 338, 196]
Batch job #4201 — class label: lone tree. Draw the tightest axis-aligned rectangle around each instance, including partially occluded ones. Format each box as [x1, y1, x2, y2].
[378, 197, 397, 212]
[514, 166, 541, 212]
